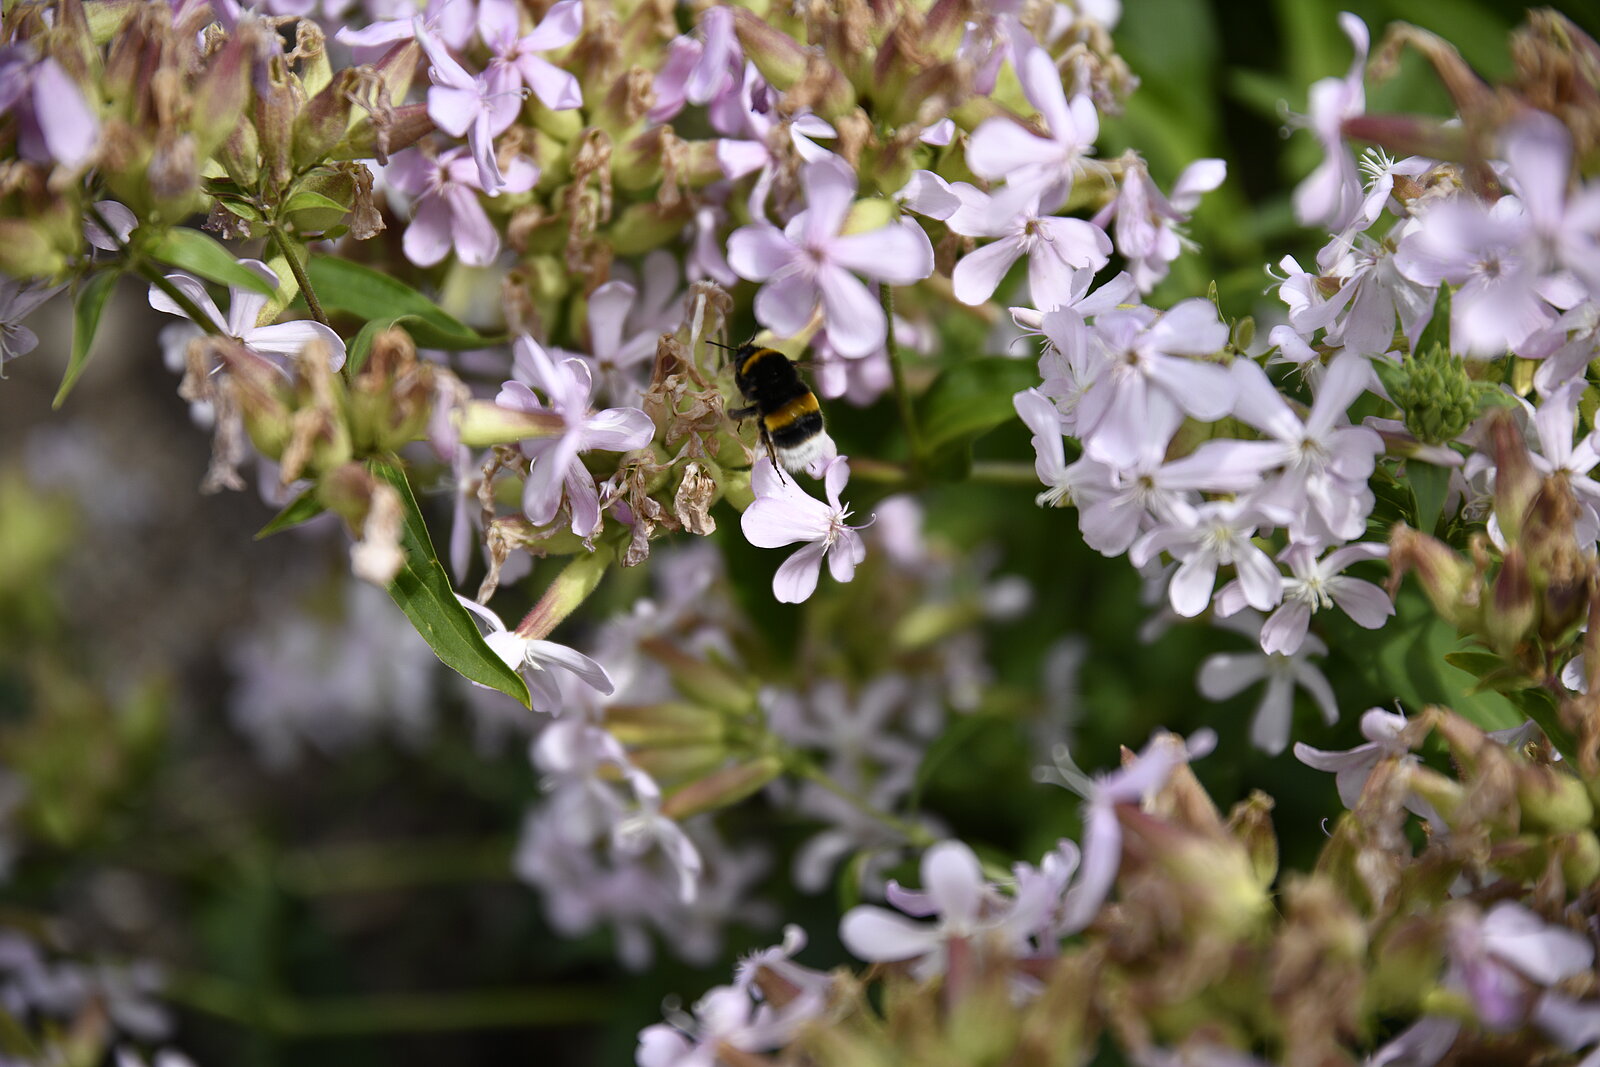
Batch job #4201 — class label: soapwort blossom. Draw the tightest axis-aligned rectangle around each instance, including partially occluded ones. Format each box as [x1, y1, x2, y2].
[478, 0, 583, 112]
[1197, 612, 1337, 756]
[386, 146, 539, 267]
[496, 337, 655, 536]
[966, 45, 1100, 208]
[1092, 154, 1226, 293]
[741, 457, 866, 604]
[946, 182, 1112, 307]
[454, 595, 614, 714]
[727, 155, 933, 359]
[147, 260, 347, 370]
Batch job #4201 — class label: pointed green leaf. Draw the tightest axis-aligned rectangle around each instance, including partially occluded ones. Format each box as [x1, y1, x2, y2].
[255, 489, 326, 539]
[368, 458, 531, 707]
[53, 270, 120, 408]
[283, 189, 350, 215]
[1408, 459, 1451, 536]
[145, 228, 275, 296]
[345, 316, 498, 377]
[306, 256, 480, 342]
[917, 357, 1043, 455]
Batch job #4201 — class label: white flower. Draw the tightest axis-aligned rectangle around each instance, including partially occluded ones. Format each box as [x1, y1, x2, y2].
[455, 594, 614, 713]
[741, 456, 867, 604]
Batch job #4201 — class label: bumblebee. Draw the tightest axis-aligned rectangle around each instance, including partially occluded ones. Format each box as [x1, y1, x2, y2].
[718, 342, 836, 477]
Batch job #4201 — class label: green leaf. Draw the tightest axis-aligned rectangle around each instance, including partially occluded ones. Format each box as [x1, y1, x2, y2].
[345, 316, 495, 376]
[368, 458, 531, 708]
[1337, 587, 1521, 731]
[255, 489, 326, 539]
[305, 256, 480, 341]
[145, 228, 275, 297]
[1416, 286, 1452, 357]
[1408, 459, 1452, 537]
[282, 190, 349, 214]
[917, 357, 1043, 457]
[53, 270, 120, 408]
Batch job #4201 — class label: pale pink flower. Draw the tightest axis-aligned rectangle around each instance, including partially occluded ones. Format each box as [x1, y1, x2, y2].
[1199, 612, 1336, 756]
[147, 260, 347, 370]
[498, 336, 655, 536]
[1292, 13, 1369, 231]
[1037, 729, 1215, 932]
[741, 456, 867, 604]
[386, 146, 538, 266]
[478, 0, 582, 111]
[967, 45, 1099, 208]
[454, 594, 614, 713]
[414, 17, 520, 192]
[727, 156, 932, 358]
[1092, 154, 1225, 293]
[947, 182, 1112, 307]
[1072, 300, 1233, 467]
[1218, 542, 1392, 656]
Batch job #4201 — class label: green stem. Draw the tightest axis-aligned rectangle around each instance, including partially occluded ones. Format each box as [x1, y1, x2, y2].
[136, 261, 224, 336]
[881, 284, 924, 471]
[270, 224, 329, 326]
[84, 203, 222, 337]
[792, 756, 936, 849]
[516, 540, 618, 640]
[969, 460, 1046, 486]
[165, 972, 616, 1035]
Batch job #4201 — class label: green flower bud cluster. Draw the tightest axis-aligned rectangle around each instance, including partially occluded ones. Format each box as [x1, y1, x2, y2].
[1385, 342, 1480, 445]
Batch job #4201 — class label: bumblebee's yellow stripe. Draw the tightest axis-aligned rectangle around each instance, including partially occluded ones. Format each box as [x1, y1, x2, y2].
[764, 392, 820, 431]
[741, 348, 781, 377]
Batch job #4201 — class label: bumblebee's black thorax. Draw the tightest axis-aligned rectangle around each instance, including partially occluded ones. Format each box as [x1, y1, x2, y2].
[734, 346, 810, 413]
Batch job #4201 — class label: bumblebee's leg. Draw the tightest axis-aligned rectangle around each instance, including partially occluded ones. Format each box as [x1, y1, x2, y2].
[759, 425, 787, 483]
[728, 403, 758, 420]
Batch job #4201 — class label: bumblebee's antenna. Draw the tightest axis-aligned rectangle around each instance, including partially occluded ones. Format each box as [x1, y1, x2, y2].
[703, 338, 736, 352]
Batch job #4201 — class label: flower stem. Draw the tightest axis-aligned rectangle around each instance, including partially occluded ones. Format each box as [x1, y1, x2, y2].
[270, 224, 329, 327]
[135, 262, 224, 336]
[792, 756, 936, 849]
[969, 460, 1046, 486]
[164, 972, 616, 1035]
[85, 202, 223, 337]
[881, 284, 924, 472]
[516, 540, 617, 640]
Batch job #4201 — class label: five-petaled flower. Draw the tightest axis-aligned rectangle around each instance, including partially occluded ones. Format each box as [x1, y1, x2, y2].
[741, 456, 868, 604]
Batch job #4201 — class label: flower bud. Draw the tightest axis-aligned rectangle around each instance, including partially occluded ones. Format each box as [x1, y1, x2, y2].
[606, 202, 690, 255]
[1485, 545, 1538, 656]
[660, 756, 784, 819]
[1226, 790, 1279, 889]
[338, 102, 433, 165]
[841, 197, 897, 236]
[1382, 342, 1479, 444]
[639, 638, 755, 716]
[627, 744, 729, 785]
[603, 702, 726, 748]
[294, 68, 362, 170]
[192, 22, 256, 158]
[1488, 410, 1539, 542]
[347, 327, 435, 454]
[456, 400, 565, 447]
[1368, 915, 1444, 1013]
[1341, 114, 1468, 164]
[1387, 523, 1481, 630]
[1516, 762, 1594, 832]
[253, 51, 302, 193]
[731, 9, 807, 91]
[1556, 829, 1600, 890]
